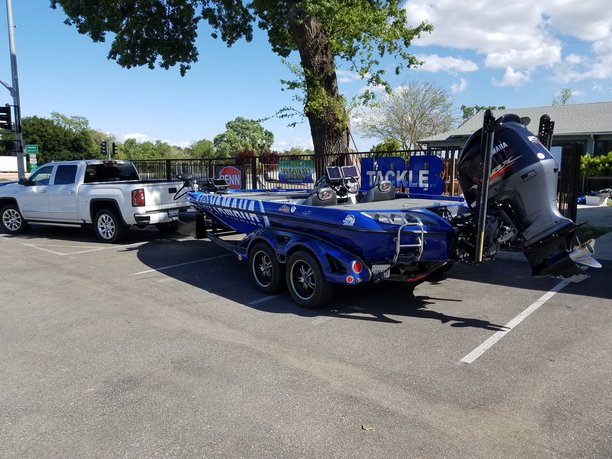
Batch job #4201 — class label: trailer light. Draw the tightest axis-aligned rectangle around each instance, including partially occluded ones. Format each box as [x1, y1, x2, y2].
[131, 188, 146, 207]
[346, 275, 355, 284]
[351, 261, 363, 274]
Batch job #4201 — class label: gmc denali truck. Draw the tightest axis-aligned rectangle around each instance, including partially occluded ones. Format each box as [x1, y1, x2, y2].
[0, 160, 189, 242]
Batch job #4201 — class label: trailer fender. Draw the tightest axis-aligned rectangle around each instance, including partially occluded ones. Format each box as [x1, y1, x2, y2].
[241, 228, 371, 285]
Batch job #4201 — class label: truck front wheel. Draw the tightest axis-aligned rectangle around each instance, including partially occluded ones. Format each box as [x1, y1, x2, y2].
[0, 204, 29, 234]
[286, 251, 333, 309]
[94, 208, 127, 243]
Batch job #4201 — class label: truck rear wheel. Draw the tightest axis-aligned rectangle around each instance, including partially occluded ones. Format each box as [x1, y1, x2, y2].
[0, 204, 29, 234]
[249, 242, 285, 294]
[286, 250, 333, 309]
[94, 208, 127, 243]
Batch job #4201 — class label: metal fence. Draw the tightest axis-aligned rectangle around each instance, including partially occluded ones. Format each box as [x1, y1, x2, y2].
[132, 148, 463, 196]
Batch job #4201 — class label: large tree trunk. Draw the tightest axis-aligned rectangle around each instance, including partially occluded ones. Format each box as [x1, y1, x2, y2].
[287, 5, 350, 160]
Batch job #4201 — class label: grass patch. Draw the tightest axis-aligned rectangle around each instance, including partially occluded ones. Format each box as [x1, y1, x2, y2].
[577, 224, 612, 240]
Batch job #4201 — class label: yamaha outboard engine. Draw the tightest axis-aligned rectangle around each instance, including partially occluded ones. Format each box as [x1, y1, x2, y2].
[458, 113, 600, 280]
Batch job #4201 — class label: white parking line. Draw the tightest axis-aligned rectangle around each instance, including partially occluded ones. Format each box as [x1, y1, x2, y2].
[460, 279, 570, 364]
[133, 254, 233, 275]
[22, 240, 149, 256]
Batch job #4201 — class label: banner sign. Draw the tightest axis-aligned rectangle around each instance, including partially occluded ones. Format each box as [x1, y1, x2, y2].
[360, 155, 445, 194]
[217, 165, 242, 190]
[278, 159, 315, 184]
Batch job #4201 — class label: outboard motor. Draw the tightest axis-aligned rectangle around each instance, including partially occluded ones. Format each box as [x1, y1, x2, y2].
[458, 113, 600, 280]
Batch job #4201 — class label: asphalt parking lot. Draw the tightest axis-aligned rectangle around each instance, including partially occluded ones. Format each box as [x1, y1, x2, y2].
[1, 225, 611, 458]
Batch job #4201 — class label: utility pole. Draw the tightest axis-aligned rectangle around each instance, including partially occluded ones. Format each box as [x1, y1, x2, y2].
[3, 0, 25, 179]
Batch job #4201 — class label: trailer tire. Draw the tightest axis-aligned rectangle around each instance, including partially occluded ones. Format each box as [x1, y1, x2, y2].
[0, 204, 29, 234]
[286, 250, 333, 309]
[250, 243, 285, 294]
[94, 208, 127, 243]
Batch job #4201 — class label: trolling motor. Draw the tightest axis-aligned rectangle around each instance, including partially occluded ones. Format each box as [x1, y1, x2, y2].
[456, 112, 600, 281]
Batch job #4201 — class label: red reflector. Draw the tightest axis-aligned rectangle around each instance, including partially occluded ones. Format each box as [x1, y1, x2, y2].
[351, 261, 363, 274]
[346, 275, 354, 284]
[131, 188, 145, 207]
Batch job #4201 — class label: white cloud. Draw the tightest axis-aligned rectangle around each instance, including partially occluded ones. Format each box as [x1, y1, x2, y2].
[337, 69, 363, 84]
[451, 78, 468, 94]
[415, 54, 478, 73]
[272, 137, 314, 151]
[123, 133, 150, 142]
[592, 82, 603, 92]
[404, 0, 612, 87]
[492, 68, 531, 87]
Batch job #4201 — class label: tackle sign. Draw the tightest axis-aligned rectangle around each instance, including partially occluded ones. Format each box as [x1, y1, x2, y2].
[360, 155, 445, 194]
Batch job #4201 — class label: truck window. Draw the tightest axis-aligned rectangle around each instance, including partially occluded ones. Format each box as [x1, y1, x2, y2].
[84, 163, 139, 183]
[29, 165, 54, 186]
[54, 165, 78, 185]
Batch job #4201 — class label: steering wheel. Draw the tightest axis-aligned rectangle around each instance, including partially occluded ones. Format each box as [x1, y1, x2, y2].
[341, 176, 359, 195]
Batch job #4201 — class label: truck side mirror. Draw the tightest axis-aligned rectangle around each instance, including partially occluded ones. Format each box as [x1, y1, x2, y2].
[18, 177, 30, 186]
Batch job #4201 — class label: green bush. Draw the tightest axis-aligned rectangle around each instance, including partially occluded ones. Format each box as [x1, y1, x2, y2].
[581, 151, 612, 176]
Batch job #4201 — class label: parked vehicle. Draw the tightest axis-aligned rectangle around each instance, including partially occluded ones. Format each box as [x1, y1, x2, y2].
[0, 160, 190, 242]
[186, 113, 600, 308]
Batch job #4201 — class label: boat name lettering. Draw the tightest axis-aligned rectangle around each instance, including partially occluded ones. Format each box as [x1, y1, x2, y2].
[199, 194, 261, 224]
[492, 141, 509, 155]
[366, 169, 430, 190]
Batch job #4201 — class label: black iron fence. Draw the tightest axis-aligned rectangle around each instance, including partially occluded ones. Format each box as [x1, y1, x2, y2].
[132, 148, 462, 196]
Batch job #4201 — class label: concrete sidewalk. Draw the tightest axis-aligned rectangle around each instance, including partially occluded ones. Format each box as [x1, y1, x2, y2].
[577, 204, 612, 261]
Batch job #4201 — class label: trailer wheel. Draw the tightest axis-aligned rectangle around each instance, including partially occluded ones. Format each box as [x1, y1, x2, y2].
[250, 243, 285, 294]
[0, 204, 29, 234]
[94, 208, 127, 243]
[286, 250, 333, 309]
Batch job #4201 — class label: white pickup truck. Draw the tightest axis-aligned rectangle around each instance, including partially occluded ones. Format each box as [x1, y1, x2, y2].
[0, 159, 190, 242]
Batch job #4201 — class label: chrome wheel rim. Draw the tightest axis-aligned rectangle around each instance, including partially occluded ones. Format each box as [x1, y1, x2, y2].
[290, 261, 315, 300]
[97, 214, 116, 240]
[253, 250, 273, 287]
[2, 208, 22, 231]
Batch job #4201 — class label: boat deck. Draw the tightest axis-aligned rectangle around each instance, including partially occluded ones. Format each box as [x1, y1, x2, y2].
[222, 190, 463, 211]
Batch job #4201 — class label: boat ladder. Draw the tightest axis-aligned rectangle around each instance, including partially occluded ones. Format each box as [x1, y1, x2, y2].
[393, 216, 425, 263]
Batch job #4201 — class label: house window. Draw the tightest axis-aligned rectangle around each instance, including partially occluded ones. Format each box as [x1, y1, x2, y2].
[595, 140, 609, 157]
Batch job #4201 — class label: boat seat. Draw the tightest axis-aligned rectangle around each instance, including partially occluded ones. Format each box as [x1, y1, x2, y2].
[301, 187, 338, 206]
[360, 180, 395, 203]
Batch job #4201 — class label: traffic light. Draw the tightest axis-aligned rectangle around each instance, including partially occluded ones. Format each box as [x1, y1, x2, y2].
[0, 104, 12, 130]
[111, 142, 117, 156]
[100, 140, 107, 156]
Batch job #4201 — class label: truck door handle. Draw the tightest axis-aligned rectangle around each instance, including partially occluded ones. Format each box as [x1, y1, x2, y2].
[67, 190, 75, 195]
[39, 189, 47, 194]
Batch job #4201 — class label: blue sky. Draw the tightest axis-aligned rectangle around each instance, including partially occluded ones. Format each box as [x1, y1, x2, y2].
[1, 1, 611, 152]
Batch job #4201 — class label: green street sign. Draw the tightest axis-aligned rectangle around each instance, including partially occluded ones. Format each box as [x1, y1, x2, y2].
[25, 144, 39, 154]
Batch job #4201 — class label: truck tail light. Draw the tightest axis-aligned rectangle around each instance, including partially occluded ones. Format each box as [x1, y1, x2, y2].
[132, 188, 145, 207]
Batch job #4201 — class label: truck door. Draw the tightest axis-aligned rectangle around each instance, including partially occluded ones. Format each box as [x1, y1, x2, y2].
[19, 165, 54, 219]
[48, 164, 80, 221]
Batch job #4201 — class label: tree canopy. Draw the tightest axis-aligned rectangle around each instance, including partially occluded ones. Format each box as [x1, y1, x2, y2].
[213, 117, 274, 157]
[356, 81, 455, 150]
[460, 105, 506, 124]
[50, 1, 432, 156]
[2, 115, 102, 164]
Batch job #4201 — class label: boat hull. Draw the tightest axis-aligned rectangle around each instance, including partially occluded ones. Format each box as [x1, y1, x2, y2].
[188, 191, 464, 264]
